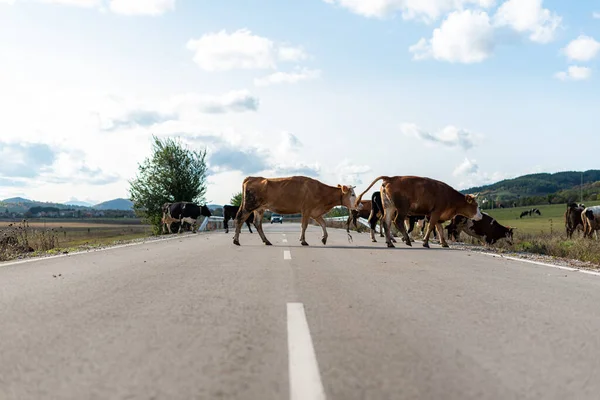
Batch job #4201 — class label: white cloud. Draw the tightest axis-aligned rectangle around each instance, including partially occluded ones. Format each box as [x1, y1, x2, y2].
[493, 0, 561, 44]
[554, 66, 591, 81]
[400, 123, 481, 150]
[108, 0, 175, 16]
[410, 9, 495, 63]
[100, 90, 259, 131]
[254, 68, 321, 87]
[335, 159, 372, 186]
[562, 35, 600, 62]
[186, 29, 308, 72]
[453, 157, 479, 176]
[277, 46, 309, 62]
[594, 12, 600, 19]
[278, 131, 303, 154]
[323, 0, 495, 23]
[0, 0, 17, 4]
[39, 0, 101, 7]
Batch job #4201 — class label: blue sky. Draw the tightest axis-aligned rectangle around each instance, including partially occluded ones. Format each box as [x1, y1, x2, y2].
[0, 0, 599, 205]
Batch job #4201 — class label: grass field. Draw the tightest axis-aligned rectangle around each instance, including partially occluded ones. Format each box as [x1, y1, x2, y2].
[0, 218, 154, 261]
[484, 201, 600, 235]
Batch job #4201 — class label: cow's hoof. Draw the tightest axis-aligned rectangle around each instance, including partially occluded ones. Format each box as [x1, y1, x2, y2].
[264, 241, 273, 246]
[422, 242, 430, 248]
[405, 241, 412, 247]
[391, 238, 397, 243]
[442, 243, 450, 248]
[301, 241, 309, 246]
[372, 239, 377, 243]
[233, 240, 240, 246]
[321, 238, 327, 245]
[387, 242, 395, 248]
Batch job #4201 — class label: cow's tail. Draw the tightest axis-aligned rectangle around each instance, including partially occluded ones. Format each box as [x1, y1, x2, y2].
[355, 176, 389, 208]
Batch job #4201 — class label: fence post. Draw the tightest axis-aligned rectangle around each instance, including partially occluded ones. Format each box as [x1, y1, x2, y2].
[550, 219, 553, 235]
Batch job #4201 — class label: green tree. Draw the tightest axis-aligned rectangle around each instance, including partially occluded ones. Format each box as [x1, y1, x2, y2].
[230, 191, 243, 207]
[128, 135, 208, 234]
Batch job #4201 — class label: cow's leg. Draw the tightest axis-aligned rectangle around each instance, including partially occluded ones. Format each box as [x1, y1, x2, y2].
[252, 210, 271, 246]
[224, 215, 230, 234]
[314, 215, 329, 245]
[393, 214, 412, 246]
[381, 192, 397, 248]
[300, 214, 310, 246]
[346, 214, 352, 233]
[233, 209, 257, 245]
[368, 210, 378, 242]
[379, 218, 384, 237]
[246, 219, 253, 233]
[422, 214, 441, 248]
[436, 222, 449, 247]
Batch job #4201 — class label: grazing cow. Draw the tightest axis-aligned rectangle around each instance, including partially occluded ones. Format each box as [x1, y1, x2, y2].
[162, 202, 212, 234]
[519, 210, 531, 219]
[582, 206, 600, 239]
[356, 176, 482, 248]
[223, 205, 254, 234]
[565, 202, 585, 239]
[445, 213, 514, 246]
[232, 176, 359, 246]
[347, 200, 373, 233]
[532, 208, 541, 216]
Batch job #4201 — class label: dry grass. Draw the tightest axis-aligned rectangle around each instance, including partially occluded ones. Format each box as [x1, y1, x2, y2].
[0, 220, 59, 261]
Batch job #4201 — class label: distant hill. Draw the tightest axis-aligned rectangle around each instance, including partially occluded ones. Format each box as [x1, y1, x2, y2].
[93, 198, 133, 211]
[1, 197, 134, 213]
[3, 197, 33, 204]
[461, 170, 600, 206]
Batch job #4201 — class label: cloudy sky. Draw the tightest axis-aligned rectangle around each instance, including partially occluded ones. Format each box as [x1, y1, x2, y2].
[1, 0, 598, 205]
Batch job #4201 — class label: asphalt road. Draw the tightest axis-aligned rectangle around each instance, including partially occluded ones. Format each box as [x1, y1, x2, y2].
[2, 223, 600, 400]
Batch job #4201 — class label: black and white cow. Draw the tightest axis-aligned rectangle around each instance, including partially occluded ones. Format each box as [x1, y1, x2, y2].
[162, 202, 212, 234]
[223, 205, 254, 234]
[445, 212, 514, 246]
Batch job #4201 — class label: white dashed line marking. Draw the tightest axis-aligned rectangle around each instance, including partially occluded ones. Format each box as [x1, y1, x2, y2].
[283, 239, 288, 243]
[287, 303, 326, 400]
[284, 250, 292, 260]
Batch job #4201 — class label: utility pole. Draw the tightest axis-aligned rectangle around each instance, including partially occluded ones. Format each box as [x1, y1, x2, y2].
[581, 171, 584, 204]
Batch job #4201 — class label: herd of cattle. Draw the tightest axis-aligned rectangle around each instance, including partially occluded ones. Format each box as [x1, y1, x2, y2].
[159, 175, 600, 248]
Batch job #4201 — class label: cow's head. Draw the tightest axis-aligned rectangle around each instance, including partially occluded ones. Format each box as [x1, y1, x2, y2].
[505, 227, 515, 245]
[201, 204, 212, 217]
[338, 184, 359, 210]
[464, 194, 483, 221]
[162, 202, 172, 215]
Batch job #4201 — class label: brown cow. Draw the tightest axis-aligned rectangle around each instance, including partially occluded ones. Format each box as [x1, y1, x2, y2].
[232, 176, 359, 246]
[355, 176, 482, 248]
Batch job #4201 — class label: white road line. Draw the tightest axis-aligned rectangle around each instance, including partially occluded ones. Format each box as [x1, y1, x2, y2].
[287, 303, 326, 400]
[476, 251, 600, 276]
[283, 239, 288, 243]
[284, 250, 292, 260]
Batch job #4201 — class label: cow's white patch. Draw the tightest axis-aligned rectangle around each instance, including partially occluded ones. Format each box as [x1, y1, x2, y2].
[473, 207, 483, 221]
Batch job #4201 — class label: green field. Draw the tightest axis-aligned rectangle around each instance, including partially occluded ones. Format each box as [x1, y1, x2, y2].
[483, 202, 600, 235]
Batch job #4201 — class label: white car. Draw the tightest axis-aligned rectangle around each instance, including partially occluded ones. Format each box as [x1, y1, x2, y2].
[270, 214, 283, 224]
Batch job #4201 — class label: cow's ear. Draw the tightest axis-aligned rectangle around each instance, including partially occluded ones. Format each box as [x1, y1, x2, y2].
[341, 185, 350, 194]
[465, 194, 474, 204]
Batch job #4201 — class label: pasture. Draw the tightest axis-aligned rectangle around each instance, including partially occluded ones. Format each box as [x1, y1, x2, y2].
[484, 202, 600, 235]
[0, 219, 153, 261]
